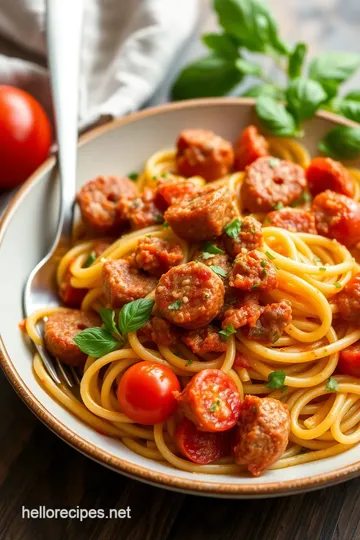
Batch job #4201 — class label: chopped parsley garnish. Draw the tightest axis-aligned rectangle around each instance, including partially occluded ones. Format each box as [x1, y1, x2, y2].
[302, 192, 312, 203]
[84, 251, 96, 267]
[261, 260, 268, 268]
[319, 267, 327, 272]
[209, 400, 220, 413]
[209, 265, 228, 278]
[326, 377, 338, 392]
[219, 324, 237, 341]
[127, 171, 139, 181]
[203, 292, 210, 299]
[154, 215, 164, 224]
[334, 282, 342, 288]
[265, 250, 275, 260]
[251, 228, 256, 233]
[202, 252, 215, 260]
[263, 218, 271, 225]
[252, 283, 260, 289]
[264, 370, 286, 389]
[269, 158, 280, 168]
[168, 300, 182, 310]
[273, 201, 284, 211]
[313, 256, 321, 263]
[201, 241, 225, 255]
[223, 218, 241, 240]
[185, 359, 193, 367]
[160, 172, 168, 178]
[163, 221, 169, 228]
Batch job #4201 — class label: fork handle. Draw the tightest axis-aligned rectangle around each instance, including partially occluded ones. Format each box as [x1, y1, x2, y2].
[46, 0, 84, 240]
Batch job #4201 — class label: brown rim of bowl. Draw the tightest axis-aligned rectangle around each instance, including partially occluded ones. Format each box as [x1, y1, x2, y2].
[1, 97, 359, 497]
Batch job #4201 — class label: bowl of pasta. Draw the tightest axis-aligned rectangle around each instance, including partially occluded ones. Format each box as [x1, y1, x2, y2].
[1, 98, 360, 497]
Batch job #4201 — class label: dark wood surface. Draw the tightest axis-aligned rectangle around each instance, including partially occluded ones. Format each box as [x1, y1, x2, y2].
[1, 1, 360, 539]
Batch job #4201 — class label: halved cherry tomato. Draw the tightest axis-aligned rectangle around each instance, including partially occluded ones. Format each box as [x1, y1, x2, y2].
[0, 86, 52, 189]
[117, 361, 180, 425]
[338, 343, 360, 377]
[174, 417, 231, 464]
[176, 369, 241, 432]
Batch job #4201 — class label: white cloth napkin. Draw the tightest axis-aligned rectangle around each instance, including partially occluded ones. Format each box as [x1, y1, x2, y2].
[0, 0, 199, 130]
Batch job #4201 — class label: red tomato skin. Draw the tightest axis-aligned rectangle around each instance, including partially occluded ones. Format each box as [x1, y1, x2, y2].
[338, 343, 360, 377]
[0, 86, 52, 188]
[306, 157, 354, 198]
[174, 417, 231, 464]
[117, 361, 181, 425]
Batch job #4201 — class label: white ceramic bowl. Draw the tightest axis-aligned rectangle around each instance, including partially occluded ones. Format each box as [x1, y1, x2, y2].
[1, 98, 359, 497]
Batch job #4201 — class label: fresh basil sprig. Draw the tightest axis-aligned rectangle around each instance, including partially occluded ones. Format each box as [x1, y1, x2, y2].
[264, 370, 286, 389]
[73, 298, 154, 358]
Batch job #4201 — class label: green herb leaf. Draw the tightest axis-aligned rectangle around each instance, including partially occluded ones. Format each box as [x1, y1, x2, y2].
[319, 126, 360, 160]
[273, 201, 284, 210]
[319, 267, 327, 272]
[73, 328, 119, 358]
[288, 42, 307, 79]
[99, 308, 120, 336]
[313, 256, 321, 263]
[344, 90, 360, 102]
[336, 99, 360, 123]
[235, 58, 263, 76]
[168, 300, 182, 311]
[185, 359, 193, 367]
[219, 324, 237, 341]
[202, 252, 215, 260]
[153, 215, 164, 224]
[264, 370, 286, 389]
[309, 52, 360, 84]
[201, 241, 225, 255]
[326, 377, 338, 392]
[210, 400, 221, 413]
[265, 250, 275, 260]
[84, 251, 96, 268]
[209, 265, 228, 278]
[224, 218, 241, 239]
[163, 221, 169, 228]
[202, 33, 239, 59]
[242, 84, 284, 100]
[261, 260, 267, 268]
[171, 54, 244, 100]
[334, 282, 342, 289]
[127, 171, 139, 181]
[118, 298, 155, 335]
[256, 97, 296, 136]
[286, 78, 327, 123]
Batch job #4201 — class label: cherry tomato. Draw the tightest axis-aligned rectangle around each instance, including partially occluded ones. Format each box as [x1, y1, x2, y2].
[0, 86, 52, 188]
[117, 361, 180, 425]
[338, 343, 360, 377]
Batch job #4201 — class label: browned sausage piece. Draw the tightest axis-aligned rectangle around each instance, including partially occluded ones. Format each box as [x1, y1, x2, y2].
[155, 261, 225, 329]
[223, 215, 263, 257]
[176, 129, 234, 181]
[234, 125, 269, 171]
[118, 187, 164, 230]
[44, 310, 101, 366]
[244, 300, 292, 342]
[134, 237, 183, 277]
[181, 325, 227, 356]
[264, 208, 317, 233]
[222, 293, 262, 330]
[233, 395, 290, 476]
[164, 185, 235, 241]
[241, 157, 307, 212]
[230, 250, 277, 291]
[336, 273, 360, 323]
[138, 316, 178, 347]
[102, 259, 157, 308]
[76, 176, 137, 234]
[154, 178, 201, 211]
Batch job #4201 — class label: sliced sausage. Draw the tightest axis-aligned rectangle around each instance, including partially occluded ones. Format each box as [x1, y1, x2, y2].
[176, 369, 241, 432]
[336, 273, 360, 323]
[230, 250, 278, 291]
[192, 241, 232, 291]
[164, 185, 235, 241]
[312, 190, 360, 247]
[241, 157, 307, 212]
[338, 342, 360, 377]
[154, 178, 201, 211]
[244, 300, 292, 343]
[76, 176, 137, 234]
[44, 310, 101, 366]
[176, 129, 234, 181]
[138, 316, 178, 347]
[233, 395, 290, 476]
[306, 157, 354, 198]
[102, 259, 157, 308]
[118, 187, 164, 230]
[155, 261, 224, 329]
[264, 208, 317, 233]
[234, 125, 269, 171]
[181, 325, 227, 356]
[134, 237, 183, 277]
[222, 293, 262, 330]
[174, 417, 231, 464]
[223, 215, 263, 257]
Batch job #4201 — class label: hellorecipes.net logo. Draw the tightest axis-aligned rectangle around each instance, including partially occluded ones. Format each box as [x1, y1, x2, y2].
[21, 506, 131, 521]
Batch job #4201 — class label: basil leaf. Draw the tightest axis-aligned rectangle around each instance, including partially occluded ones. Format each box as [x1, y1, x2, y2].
[326, 377, 338, 392]
[84, 251, 96, 268]
[242, 83, 284, 100]
[320, 80, 340, 101]
[201, 241, 225, 255]
[286, 78, 327, 122]
[219, 324, 237, 341]
[264, 370, 286, 389]
[256, 96, 296, 136]
[171, 54, 244, 100]
[223, 218, 241, 239]
[209, 265, 228, 278]
[118, 298, 155, 335]
[235, 58, 263, 76]
[99, 308, 120, 336]
[214, 0, 289, 55]
[73, 328, 119, 358]
[309, 52, 360, 84]
[288, 42, 307, 79]
[202, 33, 239, 59]
[336, 99, 360, 123]
[344, 90, 360, 102]
[319, 126, 360, 160]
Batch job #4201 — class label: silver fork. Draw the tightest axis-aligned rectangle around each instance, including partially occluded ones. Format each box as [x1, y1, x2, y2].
[23, 0, 84, 387]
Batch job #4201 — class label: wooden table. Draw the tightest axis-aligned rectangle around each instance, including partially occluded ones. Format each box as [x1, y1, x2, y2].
[1, 1, 360, 539]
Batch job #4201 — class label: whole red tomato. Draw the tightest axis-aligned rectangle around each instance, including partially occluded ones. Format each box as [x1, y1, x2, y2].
[0, 86, 52, 189]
